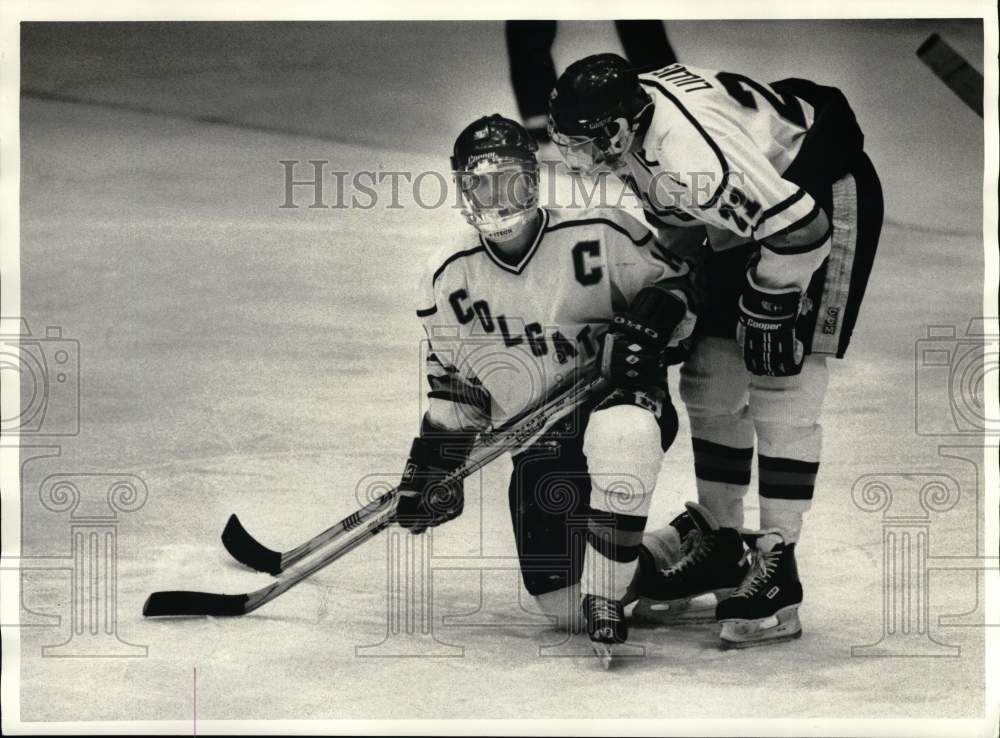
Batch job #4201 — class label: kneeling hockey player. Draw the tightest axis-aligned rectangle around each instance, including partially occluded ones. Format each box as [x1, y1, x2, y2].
[398, 114, 696, 662]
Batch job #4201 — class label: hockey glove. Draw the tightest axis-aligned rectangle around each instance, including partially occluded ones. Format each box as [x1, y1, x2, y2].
[736, 268, 805, 377]
[600, 284, 688, 389]
[396, 427, 475, 535]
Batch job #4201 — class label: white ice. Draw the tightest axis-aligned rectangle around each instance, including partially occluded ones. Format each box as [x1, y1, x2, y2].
[11, 19, 988, 724]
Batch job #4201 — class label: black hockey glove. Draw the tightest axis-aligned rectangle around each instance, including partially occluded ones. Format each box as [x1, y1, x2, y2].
[396, 425, 475, 535]
[736, 267, 805, 377]
[600, 284, 688, 389]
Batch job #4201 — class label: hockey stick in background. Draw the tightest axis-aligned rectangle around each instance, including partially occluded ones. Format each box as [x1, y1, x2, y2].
[917, 33, 984, 118]
[143, 371, 606, 617]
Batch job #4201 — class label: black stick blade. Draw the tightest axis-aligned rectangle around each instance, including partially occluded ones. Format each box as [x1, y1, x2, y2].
[143, 590, 250, 617]
[221, 514, 283, 574]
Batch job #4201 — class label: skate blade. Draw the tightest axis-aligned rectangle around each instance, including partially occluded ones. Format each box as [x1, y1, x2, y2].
[591, 642, 614, 669]
[588, 640, 644, 668]
[632, 590, 731, 626]
[719, 606, 801, 649]
[720, 628, 802, 649]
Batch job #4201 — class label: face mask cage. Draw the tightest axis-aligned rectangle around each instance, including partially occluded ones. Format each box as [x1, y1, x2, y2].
[453, 159, 539, 241]
[548, 99, 652, 176]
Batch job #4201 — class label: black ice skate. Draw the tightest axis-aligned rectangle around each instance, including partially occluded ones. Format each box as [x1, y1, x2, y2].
[716, 531, 803, 648]
[582, 594, 627, 669]
[625, 505, 694, 600]
[631, 502, 748, 624]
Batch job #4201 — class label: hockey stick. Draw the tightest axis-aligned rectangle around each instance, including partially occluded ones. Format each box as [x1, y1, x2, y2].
[143, 511, 394, 617]
[220, 489, 395, 575]
[221, 370, 604, 574]
[916, 33, 983, 118]
[143, 372, 605, 617]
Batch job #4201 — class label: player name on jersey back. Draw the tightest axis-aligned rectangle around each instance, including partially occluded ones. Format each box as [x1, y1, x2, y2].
[628, 63, 817, 247]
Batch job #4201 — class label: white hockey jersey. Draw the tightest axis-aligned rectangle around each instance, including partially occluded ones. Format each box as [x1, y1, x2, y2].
[622, 63, 830, 289]
[415, 207, 695, 432]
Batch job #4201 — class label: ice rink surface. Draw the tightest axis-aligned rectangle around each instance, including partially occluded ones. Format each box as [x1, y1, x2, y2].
[13, 19, 989, 723]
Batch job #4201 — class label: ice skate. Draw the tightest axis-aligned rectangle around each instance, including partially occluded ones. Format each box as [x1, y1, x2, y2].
[631, 502, 748, 624]
[582, 594, 628, 668]
[717, 531, 803, 648]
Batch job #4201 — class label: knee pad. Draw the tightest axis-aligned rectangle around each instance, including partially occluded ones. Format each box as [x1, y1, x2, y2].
[595, 386, 679, 451]
[583, 404, 662, 517]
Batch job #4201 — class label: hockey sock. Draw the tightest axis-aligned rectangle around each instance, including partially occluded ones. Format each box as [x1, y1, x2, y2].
[582, 511, 648, 601]
[692, 437, 753, 528]
[758, 455, 819, 543]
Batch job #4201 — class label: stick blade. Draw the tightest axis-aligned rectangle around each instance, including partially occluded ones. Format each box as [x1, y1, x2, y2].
[221, 514, 283, 574]
[143, 590, 250, 617]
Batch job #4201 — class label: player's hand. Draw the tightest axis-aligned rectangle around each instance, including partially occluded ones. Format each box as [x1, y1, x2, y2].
[661, 336, 694, 367]
[396, 433, 473, 534]
[599, 314, 666, 388]
[736, 268, 804, 377]
[600, 284, 689, 388]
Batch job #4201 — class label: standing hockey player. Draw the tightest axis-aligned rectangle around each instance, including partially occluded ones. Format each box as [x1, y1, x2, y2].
[397, 114, 697, 663]
[548, 54, 883, 647]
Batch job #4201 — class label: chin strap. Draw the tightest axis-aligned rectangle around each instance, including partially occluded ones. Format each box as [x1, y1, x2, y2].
[479, 208, 542, 246]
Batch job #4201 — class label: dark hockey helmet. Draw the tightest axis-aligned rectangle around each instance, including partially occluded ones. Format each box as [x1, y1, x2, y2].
[451, 115, 540, 242]
[451, 114, 539, 171]
[548, 53, 652, 175]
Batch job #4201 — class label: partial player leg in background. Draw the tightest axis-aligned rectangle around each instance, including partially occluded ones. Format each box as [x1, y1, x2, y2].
[614, 20, 677, 72]
[505, 20, 678, 143]
[504, 20, 558, 142]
